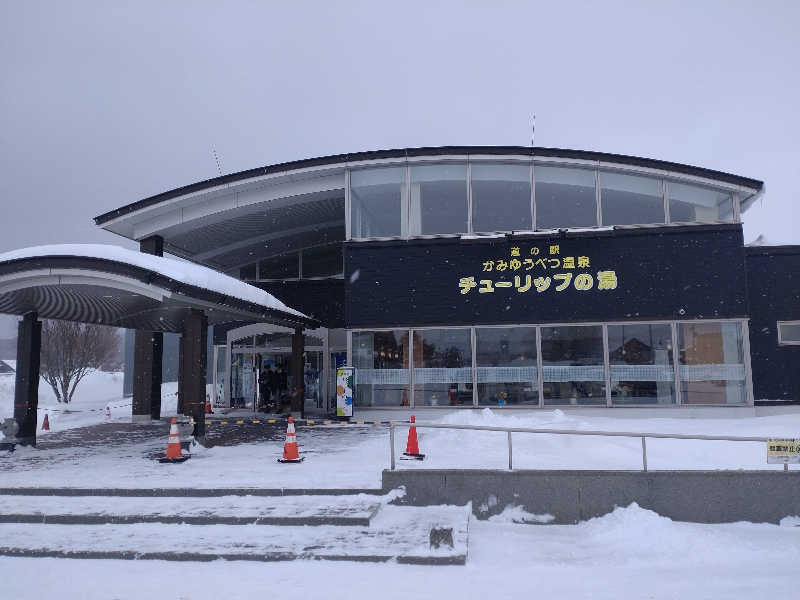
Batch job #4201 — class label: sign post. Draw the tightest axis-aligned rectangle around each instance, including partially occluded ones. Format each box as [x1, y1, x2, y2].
[336, 367, 355, 418]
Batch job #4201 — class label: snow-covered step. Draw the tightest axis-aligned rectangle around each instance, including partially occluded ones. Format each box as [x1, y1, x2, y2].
[0, 504, 470, 565]
[0, 493, 384, 526]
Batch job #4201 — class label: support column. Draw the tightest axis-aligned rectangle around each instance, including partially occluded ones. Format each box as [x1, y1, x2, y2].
[291, 328, 305, 416]
[13, 313, 41, 446]
[132, 330, 163, 422]
[181, 309, 208, 440]
[132, 235, 164, 423]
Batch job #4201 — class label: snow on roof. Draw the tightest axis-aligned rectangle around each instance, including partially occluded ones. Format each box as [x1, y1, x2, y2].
[0, 244, 307, 319]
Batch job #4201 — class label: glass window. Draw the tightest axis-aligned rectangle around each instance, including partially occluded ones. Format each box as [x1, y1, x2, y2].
[541, 325, 605, 405]
[608, 323, 674, 405]
[668, 182, 733, 223]
[302, 244, 343, 278]
[475, 327, 538, 405]
[352, 330, 409, 407]
[535, 166, 597, 230]
[413, 328, 473, 406]
[409, 163, 468, 235]
[600, 172, 665, 226]
[258, 252, 298, 280]
[471, 163, 532, 232]
[350, 167, 406, 238]
[778, 321, 800, 345]
[240, 263, 256, 280]
[678, 322, 746, 404]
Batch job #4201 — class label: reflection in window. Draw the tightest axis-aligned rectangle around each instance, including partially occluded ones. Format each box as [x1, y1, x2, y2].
[535, 166, 597, 229]
[471, 163, 531, 232]
[600, 172, 664, 226]
[409, 164, 468, 235]
[678, 322, 746, 404]
[258, 252, 298, 279]
[350, 167, 406, 238]
[302, 244, 343, 278]
[541, 325, 605, 405]
[778, 321, 800, 345]
[475, 327, 538, 405]
[668, 182, 733, 223]
[413, 328, 473, 406]
[352, 330, 409, 407]
[608, 323, 674, 405]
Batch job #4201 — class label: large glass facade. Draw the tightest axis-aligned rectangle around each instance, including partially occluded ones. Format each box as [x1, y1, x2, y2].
[413, 328, 473, 406]
[668, 182, 733, 223]
[535, 166, 598, 230]
[352, 330, 409, 407]
[343, 161, 742, 240]
[350, 167, 406, 238]
[471, 163, 532, 232]
[608, 323, 674, 404]
[409, 164, 468, 235]
[350, 320, 750, 407]
[475, 327, 538, 405]
[600, 172, 665, 226]
[540, 325, 606, 405]
[678, 322, 746, 404]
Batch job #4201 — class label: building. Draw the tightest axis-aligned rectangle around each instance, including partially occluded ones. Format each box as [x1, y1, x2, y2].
[94, 146, 800, 416]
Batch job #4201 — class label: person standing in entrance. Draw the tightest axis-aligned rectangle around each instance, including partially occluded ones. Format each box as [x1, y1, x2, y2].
[258, 366, 270, 411]
[276, 365, 287, 412]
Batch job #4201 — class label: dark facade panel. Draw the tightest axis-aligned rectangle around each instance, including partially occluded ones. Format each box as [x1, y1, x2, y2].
[345, 225, 747, 328]
[254, 279, 345, 329]
[745, 247, 800, 402]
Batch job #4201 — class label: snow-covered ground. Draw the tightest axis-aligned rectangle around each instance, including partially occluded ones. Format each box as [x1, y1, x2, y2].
[1, 503, 798, 599]
[1, 367, 798, 489]
[0, 370, 178, 433]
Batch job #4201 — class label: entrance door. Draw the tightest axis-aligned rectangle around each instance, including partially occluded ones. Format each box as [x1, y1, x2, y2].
[225, 323, 331, 415]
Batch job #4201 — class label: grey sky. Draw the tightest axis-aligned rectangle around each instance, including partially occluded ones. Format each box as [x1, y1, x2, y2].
[1, 0, 797, 261]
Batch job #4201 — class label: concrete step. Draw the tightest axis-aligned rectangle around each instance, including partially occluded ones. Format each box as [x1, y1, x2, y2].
[0, 493, 383, 526]
[0, 487, 384, 497]
[0, 504, 470, 565]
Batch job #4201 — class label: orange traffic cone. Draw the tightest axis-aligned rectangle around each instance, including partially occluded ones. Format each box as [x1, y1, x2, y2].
[158, 417, 190, 463]
[402, 415, 425, 460]
[41, 413, 50, 431]
[277, 416, 304, 463]
[205, 397, 214, 414]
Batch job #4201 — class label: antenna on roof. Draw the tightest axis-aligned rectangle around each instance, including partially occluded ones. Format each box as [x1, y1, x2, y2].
[212, 148, 223, 176]
[530, 114, 536, 148]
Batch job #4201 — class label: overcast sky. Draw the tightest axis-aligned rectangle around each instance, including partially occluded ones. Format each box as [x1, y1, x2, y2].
[0, 0, 798, 333]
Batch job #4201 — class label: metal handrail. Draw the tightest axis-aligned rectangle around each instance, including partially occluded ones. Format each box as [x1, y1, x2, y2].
[388, 421, 790, 472]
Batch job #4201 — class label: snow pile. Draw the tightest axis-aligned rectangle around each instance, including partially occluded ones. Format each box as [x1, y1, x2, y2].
[487, 504, 554, 524]
[400, 408, 800, 471]
[0, 244, 306, 318]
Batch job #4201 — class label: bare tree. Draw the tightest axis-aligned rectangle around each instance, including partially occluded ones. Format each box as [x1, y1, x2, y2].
[39, 320, 121, 403]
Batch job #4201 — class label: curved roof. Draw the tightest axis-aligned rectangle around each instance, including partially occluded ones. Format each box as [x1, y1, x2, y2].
[95, 145, 764, 226]
[0, 245, 317, 331]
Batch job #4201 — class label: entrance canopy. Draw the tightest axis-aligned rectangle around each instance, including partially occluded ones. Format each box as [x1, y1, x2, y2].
[0, 244, 318, 332]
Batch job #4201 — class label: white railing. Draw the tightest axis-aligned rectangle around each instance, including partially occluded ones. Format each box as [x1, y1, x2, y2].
[388, 422, 788, 472]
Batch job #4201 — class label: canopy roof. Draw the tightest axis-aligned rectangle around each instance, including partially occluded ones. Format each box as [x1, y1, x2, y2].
[0, 245, 317, 331]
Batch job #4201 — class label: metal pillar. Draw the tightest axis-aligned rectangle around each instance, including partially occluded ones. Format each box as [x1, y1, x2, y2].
[181, 309, 208, 440]
[132, 235, 164, 422]
[13, 313, 41, 446]
[291, 327, 305, 416]
[132, 330, 162, 422]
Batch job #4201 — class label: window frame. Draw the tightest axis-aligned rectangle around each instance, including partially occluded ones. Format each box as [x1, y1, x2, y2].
[777, 321, 800, 346]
